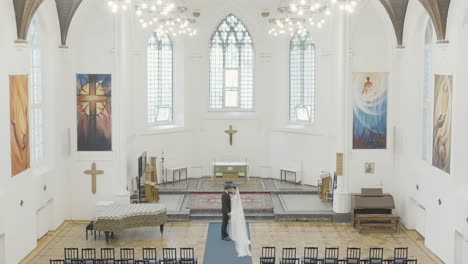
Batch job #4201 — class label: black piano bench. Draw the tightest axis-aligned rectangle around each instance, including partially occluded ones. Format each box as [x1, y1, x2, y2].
[85, 221, 100, 240]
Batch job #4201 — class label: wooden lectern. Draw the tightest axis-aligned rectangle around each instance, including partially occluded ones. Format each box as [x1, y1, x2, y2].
[145, 161, 160, 202]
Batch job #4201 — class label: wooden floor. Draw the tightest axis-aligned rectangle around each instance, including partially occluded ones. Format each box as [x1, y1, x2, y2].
[21, 221, 443, 264]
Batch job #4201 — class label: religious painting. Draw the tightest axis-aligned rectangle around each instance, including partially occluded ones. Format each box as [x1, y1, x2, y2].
[352, 72, 388, 149]
[9, 75, 30, 176]
[432, 75, 452, 173]
[365, 162, 375, 174]
[76, 74, 112, 151]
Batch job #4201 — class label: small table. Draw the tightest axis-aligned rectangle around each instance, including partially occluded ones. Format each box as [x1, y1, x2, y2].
[165, 167, 188, 185]
[280, 168, 297, 183]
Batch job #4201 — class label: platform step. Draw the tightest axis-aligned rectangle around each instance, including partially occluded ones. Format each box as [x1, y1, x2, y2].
[189, 213, 276, 221]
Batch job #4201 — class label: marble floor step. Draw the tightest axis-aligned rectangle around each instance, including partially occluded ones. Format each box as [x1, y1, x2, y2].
[189, 212, 276, 221]
[189, 208, 274, 214]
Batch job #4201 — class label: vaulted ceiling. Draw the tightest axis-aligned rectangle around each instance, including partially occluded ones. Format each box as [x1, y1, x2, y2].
[12, 0, 452, 47]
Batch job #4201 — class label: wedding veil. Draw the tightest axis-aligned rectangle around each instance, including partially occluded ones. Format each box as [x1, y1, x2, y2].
[229, 188, 252, 257]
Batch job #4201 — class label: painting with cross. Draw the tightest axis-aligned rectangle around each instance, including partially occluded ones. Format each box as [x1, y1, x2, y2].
[77, 74, 112, 151]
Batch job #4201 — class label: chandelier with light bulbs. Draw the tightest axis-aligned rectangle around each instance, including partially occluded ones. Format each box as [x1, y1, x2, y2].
[106, 0, 197, 37]
[268, 0, 362, 36]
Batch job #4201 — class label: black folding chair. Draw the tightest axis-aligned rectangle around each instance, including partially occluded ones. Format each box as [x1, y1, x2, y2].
[50, 260, 65, 264]
[324, 248, 339, 264]
[345, 248, 361, 264]
[135, 261, 149, 264]
[260, 246, 276, 264]
[71, 260, 84, 264]
[101, 248, 115, 262]
[81, 248, 96, 264]
[179, 248, 198, 264]
[65, 248, 79, 264]
[93, 260, 108, 264]
[404, 260, 417, 264]
[280, 248, 296, 264]
[161, 248, 177, 264]
[391, 248, 408, 264]
[120, 248, 135, 261]
[142, 248, 159, 264]
[302, 247, 319, 264]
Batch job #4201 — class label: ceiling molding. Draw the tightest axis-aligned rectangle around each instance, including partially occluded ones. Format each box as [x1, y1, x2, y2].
[12, 0, 45, 42]
[418, 0, 451, 42]
[55, 0, 83, 47]
[379, 0, 409, 48]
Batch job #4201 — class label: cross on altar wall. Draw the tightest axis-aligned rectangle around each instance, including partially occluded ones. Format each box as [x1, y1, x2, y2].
[224, 125, 238, 146]
[84, 162, 104, 194]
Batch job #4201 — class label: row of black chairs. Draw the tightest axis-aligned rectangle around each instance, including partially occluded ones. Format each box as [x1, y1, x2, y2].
[50, 247, 198, 264]
[259, 247, 418, 264]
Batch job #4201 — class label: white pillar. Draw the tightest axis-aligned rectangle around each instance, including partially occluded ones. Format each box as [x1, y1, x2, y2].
[113, 10, 130, 202]
[333, 10, 351, 213]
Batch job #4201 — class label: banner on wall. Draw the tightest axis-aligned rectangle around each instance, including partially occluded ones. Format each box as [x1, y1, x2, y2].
[76, 74, 112, 151]
[9, 75, 30, 176]
[352, 72, 388, 149]
[432, 75, 452, 174]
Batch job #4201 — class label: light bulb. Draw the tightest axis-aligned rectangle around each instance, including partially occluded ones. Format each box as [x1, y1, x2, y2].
[125, 0, 131, 3]
[157, 0, 163, 5]
[298, 9, 304, 16]
[290, 4, 297, 12]
[141, 3, 148, 9]
[136, 9, 142, 16]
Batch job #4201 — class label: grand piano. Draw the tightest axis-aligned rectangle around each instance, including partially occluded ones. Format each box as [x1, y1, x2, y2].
[351, 188, 399, 232]
[94, 203, 167, 243]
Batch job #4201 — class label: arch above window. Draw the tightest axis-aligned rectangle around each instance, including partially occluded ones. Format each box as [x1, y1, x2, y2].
[289, 31, 315, 123]
[147, 31, 174, 125]
[209, 14, 254, 110]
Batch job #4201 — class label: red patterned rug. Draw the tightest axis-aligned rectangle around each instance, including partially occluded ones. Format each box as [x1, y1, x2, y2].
[186, 193, 273, 210]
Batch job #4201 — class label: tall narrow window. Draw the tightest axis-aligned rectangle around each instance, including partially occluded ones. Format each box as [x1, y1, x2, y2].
[28, 18, 44, 166]
[209, 14, 254, 110]
[422, 21, 434, 161]
[289, 31, 315, 122]
[147, 31, 173, 125]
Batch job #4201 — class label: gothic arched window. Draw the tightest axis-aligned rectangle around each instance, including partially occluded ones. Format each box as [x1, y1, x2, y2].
[422, 21, 434, 161]
[209, 14, 254, 109]
[28, 18, 44, 165]
[289, 31, 315, 122]
[147, 31, 173, 124]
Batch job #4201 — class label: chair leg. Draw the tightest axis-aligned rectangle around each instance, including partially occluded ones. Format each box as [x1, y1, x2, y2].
[86, 230, 88, 240]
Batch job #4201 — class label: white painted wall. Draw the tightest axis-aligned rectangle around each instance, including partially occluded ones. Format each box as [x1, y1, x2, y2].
[391, 0, 468, 263]
[0, 0, 69, 263]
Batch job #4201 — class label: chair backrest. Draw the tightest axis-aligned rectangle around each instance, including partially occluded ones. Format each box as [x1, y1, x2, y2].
[64, 248, 79, 260]
[282, 248, 296, 259]
[71, 260, 83, 264]
[325, 247, 339, 259]
[115, 261, 130, 264]
[180, 248, 195, 259]
[162, 248, 177, 263]
[347, 248, 361, 259]
[369, 248, 383, 260]
[404, 259, 417, 264]
[101, 248, 115, 260]
[50, 260, 65, 264]
[394, 248, 408, 260]
[142, 248, 157, 260]
[304, 247, 318, 259]
[82, 248, 96, 260]
[135, 261, 149, 264]
[120, 248, 135, 260]
[93, 260, 108, 264]
[262, 247, 275, 258]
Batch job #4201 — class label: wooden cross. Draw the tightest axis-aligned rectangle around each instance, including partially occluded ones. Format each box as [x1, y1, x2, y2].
[84, 162, 104, 194]
[224, 125, 238, 146]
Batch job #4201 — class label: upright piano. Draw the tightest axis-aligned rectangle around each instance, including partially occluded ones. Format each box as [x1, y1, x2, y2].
[352, 188, 399, 232]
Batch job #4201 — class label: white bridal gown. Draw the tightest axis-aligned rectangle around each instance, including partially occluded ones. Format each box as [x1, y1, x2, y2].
[228, 189, 252, 257]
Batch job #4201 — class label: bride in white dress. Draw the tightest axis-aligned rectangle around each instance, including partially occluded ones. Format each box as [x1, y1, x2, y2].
[228, 187, 252, 257]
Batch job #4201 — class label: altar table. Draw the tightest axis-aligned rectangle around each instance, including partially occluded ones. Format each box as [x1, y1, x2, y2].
[213, 161, 249, 184]
[94, 203, 167, 243]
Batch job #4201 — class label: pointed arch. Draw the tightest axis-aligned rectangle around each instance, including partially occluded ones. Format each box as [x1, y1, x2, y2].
[147, 31, 174, 125]
[209, 14, 254, 109]
[289, 31, 315, 123]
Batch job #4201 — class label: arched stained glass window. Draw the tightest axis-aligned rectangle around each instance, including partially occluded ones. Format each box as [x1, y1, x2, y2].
[147, 31, 173, 125]
[209, 14, 254, 109]
[289, 31, 315, 122]
[422, 21, 434, 161]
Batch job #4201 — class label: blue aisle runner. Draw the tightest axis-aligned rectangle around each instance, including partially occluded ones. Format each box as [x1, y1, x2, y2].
[203, 223, 253, 264]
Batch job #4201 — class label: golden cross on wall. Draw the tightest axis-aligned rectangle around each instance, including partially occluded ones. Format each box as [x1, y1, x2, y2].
[224, 125, 238, 146]
[83, 162, 104, 194]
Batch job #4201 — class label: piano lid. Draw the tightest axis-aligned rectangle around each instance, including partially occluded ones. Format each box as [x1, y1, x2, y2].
[352, 188, 395, 210]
